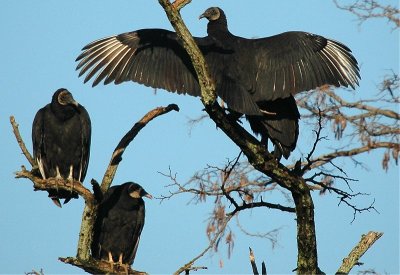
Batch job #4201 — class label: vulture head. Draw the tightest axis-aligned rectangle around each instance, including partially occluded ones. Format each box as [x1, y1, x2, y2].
[199, 7, 223, 21]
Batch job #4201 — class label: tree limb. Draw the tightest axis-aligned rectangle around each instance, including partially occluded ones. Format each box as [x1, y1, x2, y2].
[303, 142, 399, 170]
[227, 201, 295, 216]
[336, 231, 383, 274]
[59, 257, 147, 275]
[324, 89, 399, 120]
[15, 168, 95, 205]
[100, 103, 179, 193]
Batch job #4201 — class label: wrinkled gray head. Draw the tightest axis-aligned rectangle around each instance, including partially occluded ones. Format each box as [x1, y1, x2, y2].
[52, 88, 79, 107]
[199, 7, 222, 21]
[127, 182, 152, 199]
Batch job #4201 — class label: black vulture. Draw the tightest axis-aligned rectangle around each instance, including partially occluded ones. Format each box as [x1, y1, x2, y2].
[91, 182, 152, 267]
[76, 7, 360, 159]
[32, 88, 91, 206]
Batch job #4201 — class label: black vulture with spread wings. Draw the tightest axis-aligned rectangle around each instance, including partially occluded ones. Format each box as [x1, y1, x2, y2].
[76, 7, 360, 159]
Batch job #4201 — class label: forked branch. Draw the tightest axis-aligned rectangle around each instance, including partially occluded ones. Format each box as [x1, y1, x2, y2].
[174, 215, 233, 275]
[249, 247, 267, 275]
[11, 104, 178, 274]
[333, 0, 400, 28]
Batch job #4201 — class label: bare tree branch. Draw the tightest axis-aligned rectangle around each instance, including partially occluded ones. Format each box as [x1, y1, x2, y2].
[333, 0, 400, 29]
[101, 104, 179, 193]
[10, 116, 35, 167]
[173, 215, 233, 275]
[249, 247, 267, 275]
[15, 168, 95, 205]
[249, 247, 259, 275]
[336, 231, 384, 274]
[237, 219, 281, 249]
[59, 257, 147, 275]
[172, 0, 191, 10]
[25, 269, 44, 275]
[227, 200, 295, 216]
[297, 82, 399, 171]
[323, 89, 399, 120]
[302, 142, 399, 170]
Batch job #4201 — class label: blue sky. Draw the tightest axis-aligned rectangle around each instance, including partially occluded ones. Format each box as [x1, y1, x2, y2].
[0, 0, 398, 274]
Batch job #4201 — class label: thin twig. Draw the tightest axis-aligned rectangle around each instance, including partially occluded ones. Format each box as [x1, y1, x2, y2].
[10, 116, 35, 167]
[237, 217, 281, 248]
[221, 152, 243, 208]
[301, 109, 326, 174]
[333, 0, 400, 29]
[173, 215, 232, 275]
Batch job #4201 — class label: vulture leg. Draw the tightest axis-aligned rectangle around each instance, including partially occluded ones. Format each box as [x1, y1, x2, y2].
[107, 251, 115, 270]
[36, 158, 46, 180]
[118, 254, 129, 274]
[64, 165, 74, 205]
[49, 168, 63, 207]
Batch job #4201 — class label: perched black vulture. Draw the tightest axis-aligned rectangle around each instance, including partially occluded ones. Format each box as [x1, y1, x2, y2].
[32, 88, 91, 206]
[91, 182, 152, 267]
[76, 7, 360, 159]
